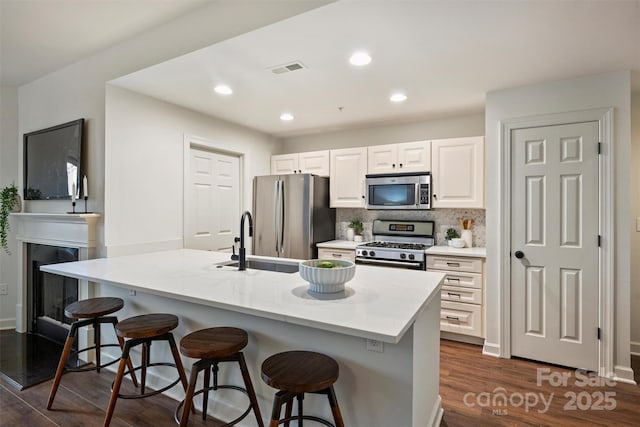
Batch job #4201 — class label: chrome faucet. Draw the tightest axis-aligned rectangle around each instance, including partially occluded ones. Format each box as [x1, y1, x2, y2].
[238, 211, 253, 271]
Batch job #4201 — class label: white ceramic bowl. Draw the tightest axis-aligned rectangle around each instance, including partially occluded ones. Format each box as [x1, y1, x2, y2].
[450, 238, 466, 248]
[299, 259, 356, 293]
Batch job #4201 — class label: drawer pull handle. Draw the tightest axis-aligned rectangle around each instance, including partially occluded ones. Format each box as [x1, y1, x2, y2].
[446, 277, 460, 283]
[446, 262, 460, 267]
[447, 292, 461, 298]
[331, 253, 343, 257]
[446, 315, 460, 321]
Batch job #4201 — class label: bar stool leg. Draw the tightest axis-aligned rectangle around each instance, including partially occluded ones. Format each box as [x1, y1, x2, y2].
[202, 364, 211, 420]
[103, 342, 131, 427]
[269, 391, 286, 427]
[179, 362, 201, 427]
[47, 323, 77, 409]
[284, 399, 293, 427]
[327, 386, 345, 427]
[116, 334, 139, 387]
[167, 333, 195, 414]
[297, 394, 304, 427]
[94, 320, 102, 372]
[140, 341, 149, 394]
[237, 352, 265, 427]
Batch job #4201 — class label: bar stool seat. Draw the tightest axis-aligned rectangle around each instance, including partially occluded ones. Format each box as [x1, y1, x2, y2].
[176, 327, 264, 427]
[261, 351, 344, 427]
[47, 297, 137, 410]
[103, 313, 189, 427]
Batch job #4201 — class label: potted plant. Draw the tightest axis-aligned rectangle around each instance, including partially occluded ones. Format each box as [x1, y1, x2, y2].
[348, 220, 364, 242]
[1, 182, 21, 254]
[445, 227, 462, 247]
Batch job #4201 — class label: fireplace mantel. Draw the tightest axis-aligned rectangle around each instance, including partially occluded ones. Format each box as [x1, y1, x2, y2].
[12, 212, 101, 332]
[12, 213, 100, 248]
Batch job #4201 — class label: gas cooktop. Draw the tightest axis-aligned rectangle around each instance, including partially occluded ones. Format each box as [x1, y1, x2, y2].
[359, 241, 429, 251]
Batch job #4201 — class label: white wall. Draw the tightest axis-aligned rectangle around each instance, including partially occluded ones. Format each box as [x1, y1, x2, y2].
[630, 72, 640, 355]
[0, 86, 19, 329]
[279, 112, 484, 153]
[104, 85, 278, 256]
[0, 1, 329, 329]
[484, 71, 633, 380]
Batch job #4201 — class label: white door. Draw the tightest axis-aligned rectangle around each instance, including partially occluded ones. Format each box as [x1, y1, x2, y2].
[185, 148, 240, 251]
[511, 121, 599, 371]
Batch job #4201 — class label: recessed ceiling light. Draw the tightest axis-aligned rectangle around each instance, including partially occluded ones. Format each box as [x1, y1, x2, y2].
[349, 51, 372, 66]
[390, 93, 408, 103]
[213, 84, 233, 95]
[280, 113, 294, 121]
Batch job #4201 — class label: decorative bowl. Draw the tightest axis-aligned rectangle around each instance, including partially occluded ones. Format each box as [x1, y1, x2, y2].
[450, 238, 466, 248]
[299, 259, 356, 293]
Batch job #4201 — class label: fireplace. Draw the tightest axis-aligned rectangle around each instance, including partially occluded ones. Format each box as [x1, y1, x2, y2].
[27, 244, 79, 344]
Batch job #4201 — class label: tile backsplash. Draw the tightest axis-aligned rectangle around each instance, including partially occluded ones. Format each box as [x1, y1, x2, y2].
[336, 208, 486, 247]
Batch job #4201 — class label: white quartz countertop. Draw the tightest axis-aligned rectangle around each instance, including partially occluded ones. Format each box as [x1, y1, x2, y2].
[41, 249, 443, 344]
[425, 245, 487, 258]
[316, 240, 362, 250]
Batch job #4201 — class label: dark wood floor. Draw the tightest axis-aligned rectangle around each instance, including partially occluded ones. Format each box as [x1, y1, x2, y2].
[1, 339, 639, 426]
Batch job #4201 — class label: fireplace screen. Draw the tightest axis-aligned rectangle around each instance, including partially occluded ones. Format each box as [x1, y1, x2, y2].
[27, 244, 78, 344]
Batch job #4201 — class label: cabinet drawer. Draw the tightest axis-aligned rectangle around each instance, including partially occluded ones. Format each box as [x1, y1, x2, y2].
[439, 271, 482, 289]
[427, 255, 483, 273]
[441, 285, 482, 304]
[440, 301, 482, 337]
[318, 248, 355, 262]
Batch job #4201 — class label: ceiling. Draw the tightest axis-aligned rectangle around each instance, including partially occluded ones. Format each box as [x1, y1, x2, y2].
[111, 0, 640, 137]
[0, 0, 210, 86]
[2, 1, 638, 137]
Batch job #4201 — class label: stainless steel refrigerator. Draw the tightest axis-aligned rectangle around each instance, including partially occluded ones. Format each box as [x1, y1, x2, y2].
[252, 174, 335, 259]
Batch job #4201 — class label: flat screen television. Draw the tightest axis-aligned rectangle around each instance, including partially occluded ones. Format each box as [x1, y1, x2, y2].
[24, 119, 84, 200]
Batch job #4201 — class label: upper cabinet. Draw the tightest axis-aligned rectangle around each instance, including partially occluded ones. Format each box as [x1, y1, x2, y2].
[431, 136, 484, 208]
[271, 150, 329, 176]
[367, 140, 431, 174]
[330, 147, 367, 208]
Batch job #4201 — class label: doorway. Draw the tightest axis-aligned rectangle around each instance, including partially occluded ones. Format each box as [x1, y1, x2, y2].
[183, 136, 241, 251]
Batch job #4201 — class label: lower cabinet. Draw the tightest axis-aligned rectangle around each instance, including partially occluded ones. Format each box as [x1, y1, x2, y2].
[427, 254, 485, 338]
[318, 248, 356, 263]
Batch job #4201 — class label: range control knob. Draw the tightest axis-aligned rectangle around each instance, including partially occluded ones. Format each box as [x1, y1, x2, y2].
[369, 251, 376, 257]
[361, 250, 368, 256]
[400, 253, 406, 259]
[408, 254, 415, 260]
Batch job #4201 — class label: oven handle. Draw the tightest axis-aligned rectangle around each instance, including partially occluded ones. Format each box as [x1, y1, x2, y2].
[355, 257, 423, 269]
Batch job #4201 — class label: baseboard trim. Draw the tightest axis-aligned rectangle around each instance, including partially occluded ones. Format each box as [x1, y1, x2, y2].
[105, 239, 183, 258]
[0, 318, 16, 330]
[429, 395, 444, 427]
[614, 365, 637, 385]
[630, 341, 640, 356]
[441, 331, 484, 346]
[482, 341, 501, 358]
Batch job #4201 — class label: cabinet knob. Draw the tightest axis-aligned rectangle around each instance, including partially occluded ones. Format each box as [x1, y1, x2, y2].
[392, 163, 396, 168]
[298, 170, 302, 173]
[433, 194, 437, 199]
[399, 163, 403, 168]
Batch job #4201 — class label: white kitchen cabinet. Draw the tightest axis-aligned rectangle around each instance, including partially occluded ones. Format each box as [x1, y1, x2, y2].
[271, 150, 329, 176]
[367, 141, 431, 174]
[330, 147, 367, 208]
[427, 253, 485, 338]
[431, 136, 484, 208]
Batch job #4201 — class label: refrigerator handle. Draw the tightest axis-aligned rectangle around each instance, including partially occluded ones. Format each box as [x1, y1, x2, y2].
[273, 180, 280, 255]
[279, 179, 285, 255]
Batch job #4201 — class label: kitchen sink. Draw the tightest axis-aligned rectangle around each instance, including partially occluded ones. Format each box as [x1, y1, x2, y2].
[215, 259, 299, 273]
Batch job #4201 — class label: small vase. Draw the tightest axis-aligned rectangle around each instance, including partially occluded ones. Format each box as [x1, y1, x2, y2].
[347, 228, 355, 241]
[11, 193, 21, 213]
[354, 234, 363, 242]
[461, 230, 472, 248]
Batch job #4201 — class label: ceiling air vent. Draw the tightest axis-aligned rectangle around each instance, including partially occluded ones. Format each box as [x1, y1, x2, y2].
[270, 61, 306, 75]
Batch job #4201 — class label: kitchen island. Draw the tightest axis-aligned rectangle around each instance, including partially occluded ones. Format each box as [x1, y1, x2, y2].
[42, 249, 444, 427]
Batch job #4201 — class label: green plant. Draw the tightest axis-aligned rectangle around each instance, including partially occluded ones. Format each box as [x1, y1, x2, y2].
[445, 227, 460, 240]
[348, 219, 364, 235]
[1, 183, 19, 254]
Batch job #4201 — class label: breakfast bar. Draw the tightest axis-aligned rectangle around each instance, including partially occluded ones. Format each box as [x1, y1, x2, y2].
[41, 249, 444, 427]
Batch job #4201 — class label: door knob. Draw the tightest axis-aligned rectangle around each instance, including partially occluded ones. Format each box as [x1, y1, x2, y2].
[514, 251, 525, 259]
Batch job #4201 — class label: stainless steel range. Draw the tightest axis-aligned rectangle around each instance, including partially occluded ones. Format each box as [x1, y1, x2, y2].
[355, 219, 435, 270]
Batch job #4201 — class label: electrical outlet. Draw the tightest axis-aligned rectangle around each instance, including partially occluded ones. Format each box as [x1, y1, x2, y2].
[128, 289, 136, 296]
[0, 284, 8, 295]
[366, 339, 384, 353]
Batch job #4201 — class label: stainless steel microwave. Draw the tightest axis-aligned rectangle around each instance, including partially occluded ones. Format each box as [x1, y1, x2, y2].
[365, 172, 431, 210]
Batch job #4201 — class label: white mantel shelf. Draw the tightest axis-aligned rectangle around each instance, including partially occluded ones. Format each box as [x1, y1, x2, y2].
[11, 212, 101, 248]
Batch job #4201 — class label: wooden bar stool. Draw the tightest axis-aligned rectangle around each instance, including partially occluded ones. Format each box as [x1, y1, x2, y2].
[261, 351, 345, 427]
[47, 297, 138, 409]
[103, 313, 189, 427]
[176, 327, 264, 427]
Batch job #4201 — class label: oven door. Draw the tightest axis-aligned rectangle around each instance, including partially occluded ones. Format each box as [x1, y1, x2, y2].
[355, 257, 425, 270]
[365, 173, 430, 210]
